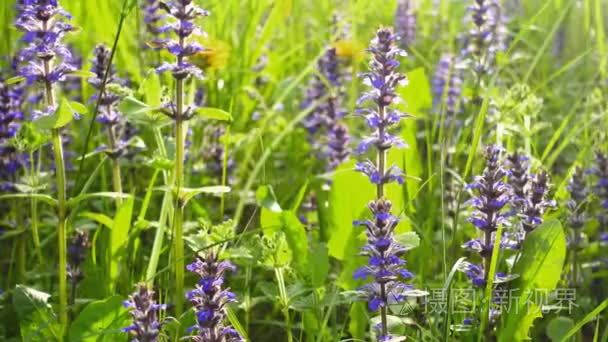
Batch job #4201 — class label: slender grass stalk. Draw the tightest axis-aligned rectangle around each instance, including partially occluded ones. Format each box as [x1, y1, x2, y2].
[107, 124, 123, 207]
[145, 128, 172, 283]
[29, 151, 42, 264]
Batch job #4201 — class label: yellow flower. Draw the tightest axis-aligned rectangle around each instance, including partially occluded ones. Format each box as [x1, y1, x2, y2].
[333, 39, 365, 62]
[190, 37, 231, 71]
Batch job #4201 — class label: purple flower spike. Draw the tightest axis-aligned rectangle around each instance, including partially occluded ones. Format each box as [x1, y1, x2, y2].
[520, 171, 555, 234]
[460, 145, 511, 287]
[301, 48, 350, 171]
[590, 151, 608, 244]
[431, 53, 463, 121]
[152, 0, 208, 81]
[66, 230, 90, 285]
[123, 284, 166, 342]
[15, 0, 77, 86]
[0, 78, 25, 192]
[463, 0, 508, 78]
[186, 252, 243, 342]
[353, 29, 416, 340]
[505, 151, 530, 210]
[394, 0, 417, 48]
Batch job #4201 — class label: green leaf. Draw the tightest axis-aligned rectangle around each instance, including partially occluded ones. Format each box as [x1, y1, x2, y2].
[327, 160, 374, 261]
[69, 101, 88, 115]
[13, 285, 61, 340]
[139, 71, 163, 107]
[499, 219, 567, 340]
[68, 295, 130, 342]
[109, 197, 134, 293]
[119, 96, 165, 125]
[308, 242, 330, 288]
[0, 193, 57, 207]
[280, 211, 309, 273]
[68, 192, 131, 208]
[80, 212, 114, 229]
[5, 76, 25, 85]
[195, 107, 233, 122]
[394, 231, 420, 251]
[34, 97, 77, 130]
[546, 316, 575, 342]
[68, 69, 97, 79]
[256, 185, 282, 212]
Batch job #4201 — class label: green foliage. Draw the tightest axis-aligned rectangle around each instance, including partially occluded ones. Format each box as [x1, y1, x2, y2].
[499, 219, 567, 340]
[68, 296, 130, 342]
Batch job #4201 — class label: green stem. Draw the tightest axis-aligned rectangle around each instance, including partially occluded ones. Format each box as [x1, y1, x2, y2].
[275, 267, 293, 342]
[15, 202, 26, 283]
[41, 48, 68, 326]
[52, 128, 68, 327]
[173, 72, 186, 317]
[376, 103, 388, 339]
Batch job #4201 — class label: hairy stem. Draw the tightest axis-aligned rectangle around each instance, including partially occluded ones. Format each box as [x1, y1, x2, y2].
[44, 56, 69, 326]
[30, 151, 42, 264]
[376, 104, 388, 338]
[173, 70, 186, 317]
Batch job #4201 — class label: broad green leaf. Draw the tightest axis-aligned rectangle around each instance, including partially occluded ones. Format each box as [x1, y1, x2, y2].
[308, 242, 330, 288]
[109, 197, 134, 293]
[119, 96, 165, 125]
[68, 295, 130, 342]
[394, 231, 420, 250]
[139, 70, 163, 107]
[500, 219, 567, 340]
[195, 107, 233, 122]
[327, 160, 374, 260]
[13, 285, 61, 340]
[256, 185, 282, 212]
[280, 211, 309, 273]
[546, 316, 575, 342]
[34, 98, 78, 130]
[348, 302, 368, 341]
[80, 212, 114, 229]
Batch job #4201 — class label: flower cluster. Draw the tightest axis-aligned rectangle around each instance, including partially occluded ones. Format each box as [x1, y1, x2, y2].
[520, 171, 555, 235]
[461, 145, 511, 287]
[0, 79, 24, 192]
[464, 0, 507, 77]
[66, 229, 90, 285]
[356, 29, 408, 183]
[186, 253, 243, 342]
[143, 0, 166, 39]
[431, 53, 463, 119]
[505, 151, 530, 210]
[123, 284, 166, 342]
[15, 0, 76, 88]
[353, 29, 414, 341]
[302, 48, 350, 171]
[154, 0, 208, 81]
[394, 0, 416, 48]
[353, 199, 414, 310]
[591, 151, 608, 230]
[202, 125, 235, 185]
[89, 44, 122, 125]
[89, 44, 137, 160]
[566, 167, 588, 231]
